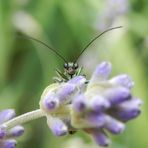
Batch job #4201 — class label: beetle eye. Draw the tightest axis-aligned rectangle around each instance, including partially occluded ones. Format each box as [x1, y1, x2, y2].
[64, 63, 68, 69]
[74, 63, 78, 69]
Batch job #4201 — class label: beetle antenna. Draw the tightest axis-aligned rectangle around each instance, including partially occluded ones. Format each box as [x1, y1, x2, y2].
[74, 26, 123, 63]
[17, 35, 68, 63]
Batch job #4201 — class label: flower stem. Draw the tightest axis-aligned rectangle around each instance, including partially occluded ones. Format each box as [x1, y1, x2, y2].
[3, 109, 45, 129]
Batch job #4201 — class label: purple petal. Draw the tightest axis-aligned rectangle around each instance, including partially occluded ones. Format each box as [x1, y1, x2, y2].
[92, 130, 110, 147]
[89, 96, 110, 112]
[90, 62, 112, 82]
[47, 117, 68, 136]
[57, 83, 75, 103]
[0, 109, 15, 124]
[105, 116, 125, 134]
[2, 140, 17, 148]
[72, 94, 86, 112]
[8, 126, 24, 137]
[110, 74, 134, 89]
[105, 87, 131, 105]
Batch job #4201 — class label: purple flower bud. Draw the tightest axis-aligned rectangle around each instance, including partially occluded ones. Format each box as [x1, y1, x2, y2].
[89, 96, 110, 112]
[72, 94, 86, 112]
[2, 139, 17, 148]
[0, 128, 6, 139]
[86, 113, 106, 128]
[105, 116, 125, 134]
[92, 130, 110, 147]
[0, 110, 24, 148]
[90, 62, 112, 83]
[117, 108, 141, 122]
[119, 98, 143, 108]
[8, 126, 24, 137]
[68, 76, 86, 86]
[68, 76, 86, 91]
[57, 83, 75, 103]
[44, 93, 59, 111]
[0, 109, 15, 124]
[47, 117, 68, 136]
[105, 87, 131, 105]
[0, 125, 7, 139]
[110, 74, 134, 89]
[115, 98, 142, 121]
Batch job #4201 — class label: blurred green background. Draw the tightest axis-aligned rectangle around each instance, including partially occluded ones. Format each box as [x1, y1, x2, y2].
[0, 0, 148, 148]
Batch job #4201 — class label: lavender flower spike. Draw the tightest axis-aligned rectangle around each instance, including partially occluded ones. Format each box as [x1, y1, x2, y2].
[0, 109, 24, 148]
[1, 61, 141, 147]
[71, 61, 142, 147]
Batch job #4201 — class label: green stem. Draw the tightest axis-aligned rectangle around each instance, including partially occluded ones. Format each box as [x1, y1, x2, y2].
[3, 109, 45, 129]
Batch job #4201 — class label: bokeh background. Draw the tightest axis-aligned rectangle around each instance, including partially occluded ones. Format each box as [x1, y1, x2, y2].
[0, 0, 148, 148]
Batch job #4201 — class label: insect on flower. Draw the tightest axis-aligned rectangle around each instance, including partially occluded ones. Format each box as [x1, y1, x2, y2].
[18, 26, 122, 83]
